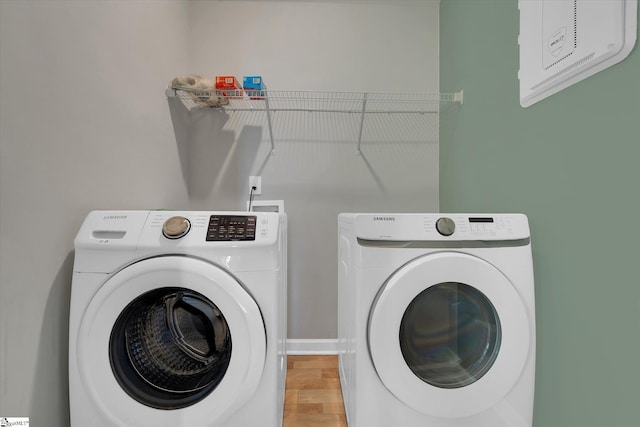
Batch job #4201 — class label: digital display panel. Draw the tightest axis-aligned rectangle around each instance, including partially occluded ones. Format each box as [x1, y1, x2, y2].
[468, 217, 494, 223]
[206, 215, 257, 241]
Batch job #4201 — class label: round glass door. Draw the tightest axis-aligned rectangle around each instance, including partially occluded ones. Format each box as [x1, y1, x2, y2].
[399, 282, 501, 389]
[368, 252, 531, 418]
[109, 287, 232, 409]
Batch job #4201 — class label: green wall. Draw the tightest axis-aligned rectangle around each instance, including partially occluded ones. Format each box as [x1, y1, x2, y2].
[440, 1, 640, 426]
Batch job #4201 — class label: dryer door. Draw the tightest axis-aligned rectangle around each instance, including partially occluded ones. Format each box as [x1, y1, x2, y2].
[368, 252, 531, 418]
[76, 256, 266, 426]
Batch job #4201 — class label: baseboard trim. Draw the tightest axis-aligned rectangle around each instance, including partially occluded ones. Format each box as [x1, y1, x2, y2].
[286, 339, 339, 355]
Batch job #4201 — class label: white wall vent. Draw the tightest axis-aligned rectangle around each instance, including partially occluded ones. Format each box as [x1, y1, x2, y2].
[519, 0, 637, 107]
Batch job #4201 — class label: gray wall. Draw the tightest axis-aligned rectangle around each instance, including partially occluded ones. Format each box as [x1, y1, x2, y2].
[0, 0, 439, 423]
[182, 0, 440, 339]
[440, 1, 640, 426]
[0, 1, 191, 424]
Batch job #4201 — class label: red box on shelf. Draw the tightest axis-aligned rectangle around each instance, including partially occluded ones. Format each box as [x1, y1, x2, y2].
[215, 76, 243, 98]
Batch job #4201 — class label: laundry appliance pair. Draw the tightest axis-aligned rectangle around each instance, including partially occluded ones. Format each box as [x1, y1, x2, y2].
[69, 210, 287, 427]
[69, 210, 535, 427]
[338, 213, 536, 427]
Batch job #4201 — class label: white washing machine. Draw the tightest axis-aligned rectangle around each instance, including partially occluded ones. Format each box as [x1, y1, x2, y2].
[69, 210, 287, 427]
[338, 213, 535, 427]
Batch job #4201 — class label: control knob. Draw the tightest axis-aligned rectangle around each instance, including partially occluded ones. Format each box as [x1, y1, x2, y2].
[436, 217, 455, 236]
[162, 216, 191, 239]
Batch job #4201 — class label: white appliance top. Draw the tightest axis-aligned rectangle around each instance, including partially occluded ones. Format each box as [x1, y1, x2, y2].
[344, 213, 530, 243]
[76, 210, 281, 248]
[73, 210, 284, 273]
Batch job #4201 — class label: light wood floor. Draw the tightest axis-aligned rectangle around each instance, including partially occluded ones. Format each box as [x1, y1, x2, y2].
[283, 355, 347, 427]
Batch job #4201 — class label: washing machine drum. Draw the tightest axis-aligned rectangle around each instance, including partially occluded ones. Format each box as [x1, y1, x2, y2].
[110, 287, 232, 408]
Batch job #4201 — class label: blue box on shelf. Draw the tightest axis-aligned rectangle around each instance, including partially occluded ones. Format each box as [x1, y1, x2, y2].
[243, 76, 267, 100]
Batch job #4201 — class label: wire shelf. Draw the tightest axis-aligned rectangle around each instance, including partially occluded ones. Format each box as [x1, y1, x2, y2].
[167, 88, 462, 112]
[165, 88, 463, 154]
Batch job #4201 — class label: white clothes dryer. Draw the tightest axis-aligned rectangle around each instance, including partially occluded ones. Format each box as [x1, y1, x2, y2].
[69, 210, 287, 427]
[338, 213, 535, 427]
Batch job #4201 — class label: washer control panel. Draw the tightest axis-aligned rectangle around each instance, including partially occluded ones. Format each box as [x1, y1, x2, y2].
[206, 215, 256, 241]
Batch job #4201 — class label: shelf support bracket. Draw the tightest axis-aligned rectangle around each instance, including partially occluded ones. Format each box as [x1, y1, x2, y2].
[356, 92, 368, 155]
[264, 95, 276, 155]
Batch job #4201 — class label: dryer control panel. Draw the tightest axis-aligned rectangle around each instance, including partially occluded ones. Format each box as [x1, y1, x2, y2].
[350, 213, 530, 243]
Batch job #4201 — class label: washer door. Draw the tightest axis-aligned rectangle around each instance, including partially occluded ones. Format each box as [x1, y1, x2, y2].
[368, 252, 531, 418]
[76, 256, 266, 426]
